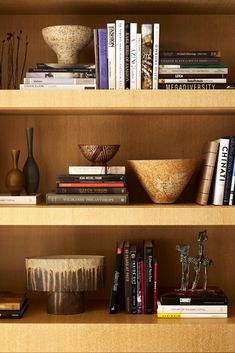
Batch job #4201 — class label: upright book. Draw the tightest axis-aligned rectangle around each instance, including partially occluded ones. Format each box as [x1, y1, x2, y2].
[143, 240, 154, 314]
[98, 28, 108, 89]
[223, 136, 235, 205]
[152, 23, 160, 89]
[115, 20, 125, 89]
[141, 24, 153, 89]
[124, 240, 131, 313]
[107, 23, 116, 89]
[109, 241, 124, 314]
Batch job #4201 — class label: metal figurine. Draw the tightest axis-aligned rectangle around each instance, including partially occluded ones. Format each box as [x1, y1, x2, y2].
[176, 230, 213, 292]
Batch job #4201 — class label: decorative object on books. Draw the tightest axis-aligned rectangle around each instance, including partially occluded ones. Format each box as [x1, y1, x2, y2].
[177, 230, 213, 292]
[42, 25, 93, 64]
[78, 144, 120, 166]
[5, 149, 25, 196]
[23, 127, 40, 195]
[26, 255, 105, 314]
[0, 30, 29, 89]
[128, 159, 198, 203]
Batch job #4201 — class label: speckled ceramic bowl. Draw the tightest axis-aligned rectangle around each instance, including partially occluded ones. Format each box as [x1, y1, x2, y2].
[128, 159, 198, 204]
[42, 25, 93, 64]
[79, 144, 120, 166]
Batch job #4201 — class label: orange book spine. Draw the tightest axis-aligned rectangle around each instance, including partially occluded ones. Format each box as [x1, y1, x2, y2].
[58, 182, 125, 188]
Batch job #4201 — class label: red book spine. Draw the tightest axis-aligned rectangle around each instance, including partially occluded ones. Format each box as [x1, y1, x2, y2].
[141, 259, 145, 314]
[58, 182, 125, 188]
[154, 261, 158, 314]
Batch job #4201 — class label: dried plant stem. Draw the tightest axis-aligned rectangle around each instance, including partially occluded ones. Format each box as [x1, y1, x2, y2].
[20, 36, 29, 84]
[15, 30, 22, 89]
[0, 40, 5, 89]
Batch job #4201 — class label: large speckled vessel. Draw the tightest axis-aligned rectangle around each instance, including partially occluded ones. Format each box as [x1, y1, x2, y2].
[26, 255, 105, 314]
[42, 25, 93, 64]
[129, 159, 198, 204]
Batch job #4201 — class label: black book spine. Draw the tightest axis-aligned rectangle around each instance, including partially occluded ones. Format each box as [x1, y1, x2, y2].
[137, 256, 142, 314]
[159, 57, 220, 65]
[223, 136, 235, 205]
[129, 246, 137, 314]
[125, 23, 130, 89]
[144, 241, 154, 314]
[124, 241, 131, 313]
[57, 174, 125, 182]
[159, 74, 226, 79]
[160, 296, 228, 305]
[56, 187, 128, 194]
[109, 242, 124, 314]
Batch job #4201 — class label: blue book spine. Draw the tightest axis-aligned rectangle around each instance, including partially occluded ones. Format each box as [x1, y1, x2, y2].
[223, 136, 235, 204]
[229, 157, 235, 205]
[98, 28, 108, 89]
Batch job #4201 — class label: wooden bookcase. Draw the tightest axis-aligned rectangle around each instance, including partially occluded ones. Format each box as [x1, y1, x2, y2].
[0, 1, 235, 352]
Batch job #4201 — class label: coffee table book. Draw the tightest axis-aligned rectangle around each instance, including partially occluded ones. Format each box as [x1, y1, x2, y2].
[0, 193, 42, 205]
[0, 292, 27, 310]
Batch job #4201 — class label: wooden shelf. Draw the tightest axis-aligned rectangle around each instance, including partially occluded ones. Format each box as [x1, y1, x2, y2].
[0, 0, 234, 14]
[0, 299, 234, 353]
[0, 203, 235, 226]
[0, 90, 235, 115]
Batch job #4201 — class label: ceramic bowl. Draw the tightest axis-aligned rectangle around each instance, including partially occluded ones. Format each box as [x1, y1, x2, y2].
[128, 159, 198, 204]
[42, 25, 93, 64]
[78, 144, 120, 166]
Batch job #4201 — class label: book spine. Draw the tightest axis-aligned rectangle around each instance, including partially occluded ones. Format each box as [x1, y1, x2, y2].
[125, 23, 130, 89]
[46, 193, 129, 205]
[144, 241, 154, 314]
[211, 138, 230, 205]
[57, 182, 125, 188]
[159, 83, 235, 90]
[160, 51, 221, 58]
[20, 84, 96, 89]
[157, 304, 228, 314]
[124, 241, 131, 313]
[57, 174, 125, 182]
[26, 72, 96, 78]
[93, 29, 100, 89]
[159, 64, 227, 68]
[229, 157, 235, 205]
[141, 24, 153, 89]
[115, 20, 125, 89]
[159, 78, 226, 83]
[157, 313, 227, 318]
[159, 57, 220, 65]
[69, 166, 126, 175]
[223, 136, 235, 204]
[159, 73, 226, 79]
[107, 23, 116, 90]
[195, 140, 219, 205]
[23, 78, 96, 84]
[159, 68, 228, 74]
[140, 259, 144, 314]
[98, 28, 108, 89]
[137, 256, 142, 314]
[129, 246, 137, 314]
[109, 242, 124, 313]
[152, 23, 160, 89]
[0, 195, 41, 205]
[130, 23, 137, 89]
[153, 261, 157, 314]
[56, 187, 127, 194]
[136, 33, 142, 89]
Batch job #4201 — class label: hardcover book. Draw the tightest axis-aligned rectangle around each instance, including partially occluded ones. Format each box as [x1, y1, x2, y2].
[98, 28, 108, 89]
[124, 240, 131, 313]
[229, 157, 235, 205]
[136, 33, 142, 89]
[0, 292, 27, 310]
[130, 23, 137, 89]
[0, 193, 42, 205]
[46, 192, 129, 205]
[129, 245, 137, 314]
[107, 23, 116, 89]
[115, 20, 125, 89]
[69, 166, 126, 175]
[143, 240, 154, 314]
[152, 23, 160, 89]
[141, 24, 153, 89]
[223, 136, 235, 205]
[109, 241, 124, 314]
[125, 23, 130, 89]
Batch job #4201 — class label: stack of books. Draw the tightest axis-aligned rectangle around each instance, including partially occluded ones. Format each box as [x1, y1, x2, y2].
[157, 287, 228, 318]
[158, 51, 234, 90]
[46, 165, 129, 205]
[195, 136, 235, 205]
[20, 63, 96, 89]
[94, 21, 160, 89]
[109, 240, 157, 314]
[0, 292, 28, 319]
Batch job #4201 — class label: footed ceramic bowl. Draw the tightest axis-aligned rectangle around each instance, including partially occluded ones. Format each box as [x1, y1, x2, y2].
[79, 144, 120, 166]
[128, 159, 198, 204]
[26, 255, 105, 314]
[42, 25, 93, 64]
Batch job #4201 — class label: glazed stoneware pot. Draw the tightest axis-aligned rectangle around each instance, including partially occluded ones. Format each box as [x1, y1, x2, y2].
[5, 149, 25, 196]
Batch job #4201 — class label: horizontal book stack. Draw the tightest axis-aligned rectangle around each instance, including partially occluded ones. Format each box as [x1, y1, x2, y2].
[109, 240, 157, 314]
[158, 51, 235, 90]
[157, 287, 228, 318]
[20, 63, 96, 89]
[195, 136, 235, 205]
[0, 292, 28, 319]
[46, 165, 129, 205]
[94, 21, 160, 89]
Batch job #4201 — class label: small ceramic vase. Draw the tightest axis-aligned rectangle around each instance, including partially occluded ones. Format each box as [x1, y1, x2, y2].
[5, 149, 25, 196]
[23, 127, 40, 195]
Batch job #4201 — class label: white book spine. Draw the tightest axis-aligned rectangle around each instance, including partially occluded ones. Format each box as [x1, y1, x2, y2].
[20, 84, 96, 89]
[136, 33, 142, 89]
[130, 23, 137, 89]
[0, 194, 42, 205]
[212, 138, 230, 205]
[157, 304, 227, 314]
[69, 166, 126, 175]
[24, 78, 96, 84]
[229, 157, 235, 205]
[115, 20, 125, 89]
[152, 23, 160, 89]
[159, 78, 226, 84]
[107, 23, 116, 90]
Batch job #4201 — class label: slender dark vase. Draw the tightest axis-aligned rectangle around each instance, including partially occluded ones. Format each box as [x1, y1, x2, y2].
[23, 127, 40, 195]
[5, 149, 25, 196]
